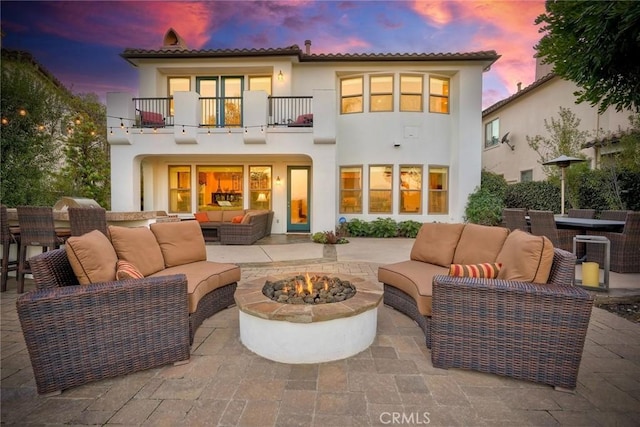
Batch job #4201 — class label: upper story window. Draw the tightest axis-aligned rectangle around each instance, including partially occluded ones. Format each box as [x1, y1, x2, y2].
[168, 77, 191, 116]
[485, 118, 500, 148]
[429, 76, 449, 114]
[369, 165, 393, 214]
[400, 74, 423, 112]
[370, 75, 393, 112]
[340, 77, 363, 114]
[249, 76, 272, 96]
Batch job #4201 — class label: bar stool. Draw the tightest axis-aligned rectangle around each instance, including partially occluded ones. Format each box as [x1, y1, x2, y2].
[68, 207, 108, 237]
[16, 206, 69, 293]
[1, 205, 21, 292]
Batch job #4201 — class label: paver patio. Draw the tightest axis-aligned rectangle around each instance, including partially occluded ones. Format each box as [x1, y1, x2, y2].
[1, 238, 639, 426]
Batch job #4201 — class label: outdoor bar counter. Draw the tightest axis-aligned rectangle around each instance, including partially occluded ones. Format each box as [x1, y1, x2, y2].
[6, 209, 164, 228]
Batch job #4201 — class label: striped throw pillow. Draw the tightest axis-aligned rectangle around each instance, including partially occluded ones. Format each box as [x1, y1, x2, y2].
[449, 262, 502, 279]
[116, 260, 144, 280]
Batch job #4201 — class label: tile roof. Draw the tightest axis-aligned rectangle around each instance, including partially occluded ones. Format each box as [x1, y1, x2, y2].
[121, 45, 499, 68]
[482, 73, 556, 117]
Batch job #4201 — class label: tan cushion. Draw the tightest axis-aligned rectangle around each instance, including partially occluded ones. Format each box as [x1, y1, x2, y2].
[496, 229, 555, 283]
[65, 230, 117, 285]
[453, 224, 510, 264]
[222, 210, 246, 222]
[151, 261, 241, 313]
[410, 223, 465, 267]
[150, 220, 206, 268]
[378, 261, 448, 316]
[108, 225, 165, 276]
[206, 211, 223, 222]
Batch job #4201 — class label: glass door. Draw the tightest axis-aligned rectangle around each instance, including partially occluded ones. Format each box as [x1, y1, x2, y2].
[196, 77, 217, 126]
[287, 166, 310, 232]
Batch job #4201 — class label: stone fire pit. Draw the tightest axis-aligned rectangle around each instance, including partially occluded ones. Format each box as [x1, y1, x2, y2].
[234, 273, 383, 364]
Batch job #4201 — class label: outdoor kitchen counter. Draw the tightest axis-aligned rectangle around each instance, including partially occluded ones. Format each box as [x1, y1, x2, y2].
[6, 209, 162, 227]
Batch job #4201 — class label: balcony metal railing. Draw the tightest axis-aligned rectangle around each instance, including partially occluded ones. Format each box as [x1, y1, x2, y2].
[199, 97, 243, 128]
[269, 96, 313, 127]
[132, 97, 174, 127]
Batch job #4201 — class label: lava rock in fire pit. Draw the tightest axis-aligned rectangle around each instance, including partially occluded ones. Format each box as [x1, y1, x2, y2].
[262, 274, 357, 304]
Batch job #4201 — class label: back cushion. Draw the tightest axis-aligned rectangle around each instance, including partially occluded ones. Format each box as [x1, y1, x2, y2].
[206, 210, 223, 222]
[65, 230, 118, 285]
[410, 223, 465, 267]
[496, 229, 555, 283]
[109, 225, 165, 276]
[453, 224, 510, 264]
[150, 220, 206, 268]
[194, 212, 209, 222]
[222, 210, 246, 222]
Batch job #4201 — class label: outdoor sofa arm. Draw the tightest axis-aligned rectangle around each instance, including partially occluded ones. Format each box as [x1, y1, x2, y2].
[431, 275, 594, 390]
[17, 274, 191, 395]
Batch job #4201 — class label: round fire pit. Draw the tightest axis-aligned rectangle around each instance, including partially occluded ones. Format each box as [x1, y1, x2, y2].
[234, 273, 383, 364]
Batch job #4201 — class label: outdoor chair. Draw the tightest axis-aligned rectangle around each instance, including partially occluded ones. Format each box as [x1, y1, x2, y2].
[599, 210, 632, 221]
[502, 208, 529, 232]
[68, 207, 108, 237]
[1, 205, 20, 292]
[587, 211, 640, 273]
[16, 206, 70, 293]
[528, 209, 574, 252]
[567, 209, 596, 219]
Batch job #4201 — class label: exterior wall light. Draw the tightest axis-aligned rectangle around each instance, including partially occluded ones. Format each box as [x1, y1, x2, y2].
[278, 70, 284, 81]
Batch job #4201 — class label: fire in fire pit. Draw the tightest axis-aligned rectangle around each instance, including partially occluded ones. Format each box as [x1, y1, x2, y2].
[262, 273, 356, 304]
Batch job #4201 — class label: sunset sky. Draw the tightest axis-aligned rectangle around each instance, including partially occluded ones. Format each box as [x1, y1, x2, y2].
[1, 0, 547, 109]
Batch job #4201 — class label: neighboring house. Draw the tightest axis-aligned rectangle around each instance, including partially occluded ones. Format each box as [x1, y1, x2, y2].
[482, 59, 633, 183]
[107, 29, 498, 234]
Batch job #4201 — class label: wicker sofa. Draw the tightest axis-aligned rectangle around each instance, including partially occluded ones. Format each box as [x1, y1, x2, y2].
[17, 220, 240, 395]
[378, 222, 593, 390]
[195, 209, 273, 244]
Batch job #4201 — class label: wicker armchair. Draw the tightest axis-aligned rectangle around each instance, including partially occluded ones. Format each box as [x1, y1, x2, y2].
[599, 210, 631, 221]
[431, 248, 593, 391]
[502, 208, 529, 232]
[1, 205, 20, 292]
[528, 209, 575, 252]
[587, 211, 640, 273]
[17, 248, 190, 395]
[68, 207, 108, 237]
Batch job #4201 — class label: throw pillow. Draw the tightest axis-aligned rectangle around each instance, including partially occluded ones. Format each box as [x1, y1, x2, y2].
[108, 225, 165, 276]
[194, 212, 209, 223]
[65, 230, 118, 285]
[449, 262, 502, 279]
[496, 229, 554, 283]
[231, 215, 244, 223]
[116, 260, 144, 280]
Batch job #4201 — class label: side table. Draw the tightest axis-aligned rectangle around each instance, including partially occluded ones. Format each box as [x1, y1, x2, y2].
[574, 235, 610, 291]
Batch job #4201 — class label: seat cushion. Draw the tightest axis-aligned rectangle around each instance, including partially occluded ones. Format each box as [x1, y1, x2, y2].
[410, 223, 465, 267]
[109, 225, 165, 276]
[378, 260, 448, 316]
[453, 224, 509, 264]
[206, 210, 223, 222]
[65, 230, 118, 285]
[496, 229, 555, 283]
[150, 220, 206, 267]
[151, 261, 241, 313]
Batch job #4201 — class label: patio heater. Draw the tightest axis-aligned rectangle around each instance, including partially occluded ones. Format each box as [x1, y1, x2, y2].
[542, 155, 585, 216]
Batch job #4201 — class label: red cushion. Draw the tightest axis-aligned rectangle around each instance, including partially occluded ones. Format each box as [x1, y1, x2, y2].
[449, 263, 502, 279]
[116, 260, 144, 280]
[194, 212, 209, 223]
[140, 111, 164, 125]
[231, 215, 244, 223]
[294, 113, 313, 124]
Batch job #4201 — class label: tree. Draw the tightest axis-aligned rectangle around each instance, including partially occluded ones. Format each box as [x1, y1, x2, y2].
[535, 1, 640, 113]
[1, 58, 66, 206]
[55, 94, 111, 209]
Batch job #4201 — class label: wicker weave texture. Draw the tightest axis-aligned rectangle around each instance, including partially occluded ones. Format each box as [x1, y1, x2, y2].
[1, 205, 20, 292]
[502, 208, 529, 232]
[383, 284, 432, 347]
[528, 210, 575, 252]
[17, 273, 191, 394]
[68, 207, 108, 237]
[188, 282, 236, 344]
[219, 212, 269, 245]
[431, 275, 593, 390]
[587, 211, 640, 273]
[567, 209, 596, 219]
[599, 210, 631, 221]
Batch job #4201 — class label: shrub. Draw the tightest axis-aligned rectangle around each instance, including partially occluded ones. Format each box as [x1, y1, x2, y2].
[504, 181, 561, 212]
[481, 170, 508, 199]
[464, 188, 504, 226]
[370, 217, 398, 237]
[345, 218, 371, 236]
[397, 220, 422, 238]
[312, 231, 348, 244]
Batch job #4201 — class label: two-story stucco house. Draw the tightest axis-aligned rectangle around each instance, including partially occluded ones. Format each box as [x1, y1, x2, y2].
[107, 29, 498, 234]
[482, 58, 633, 184]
